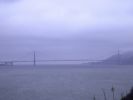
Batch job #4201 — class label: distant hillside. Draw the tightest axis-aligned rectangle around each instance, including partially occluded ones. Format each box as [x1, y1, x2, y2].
[93, 51, 133, 65]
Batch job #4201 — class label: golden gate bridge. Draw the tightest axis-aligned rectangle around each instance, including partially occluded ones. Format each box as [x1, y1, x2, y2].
[0, 51, 105, 66]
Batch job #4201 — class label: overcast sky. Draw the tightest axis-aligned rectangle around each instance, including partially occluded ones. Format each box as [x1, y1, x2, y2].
[0, 0, 133, 61]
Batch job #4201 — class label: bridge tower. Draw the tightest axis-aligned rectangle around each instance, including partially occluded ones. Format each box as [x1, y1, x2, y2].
[33, 51, 36, 66]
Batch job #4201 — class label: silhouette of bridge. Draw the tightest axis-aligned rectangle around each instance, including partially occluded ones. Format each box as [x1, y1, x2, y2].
[0, 49, 122, 66]
[0, 51, 104, 66]
[0, 59, 103, 66]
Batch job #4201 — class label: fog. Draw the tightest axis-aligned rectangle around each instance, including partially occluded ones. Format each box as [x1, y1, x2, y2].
[0, 0, 133, 61]
[0, 1, 133, 100]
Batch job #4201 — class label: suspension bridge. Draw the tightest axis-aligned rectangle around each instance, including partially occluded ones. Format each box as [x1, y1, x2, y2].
[0, 51, 105, 66]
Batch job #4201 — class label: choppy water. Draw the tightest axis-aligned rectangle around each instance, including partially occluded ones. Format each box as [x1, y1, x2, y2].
[0, 65, 133, 100]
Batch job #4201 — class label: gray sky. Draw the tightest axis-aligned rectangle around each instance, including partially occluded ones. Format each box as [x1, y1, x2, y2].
[0, 0, 133, 61]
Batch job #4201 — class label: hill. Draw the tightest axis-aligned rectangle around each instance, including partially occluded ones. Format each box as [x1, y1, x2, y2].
[93, 51, 133, 65]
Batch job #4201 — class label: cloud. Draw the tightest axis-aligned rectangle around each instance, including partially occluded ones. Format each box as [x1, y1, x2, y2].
[0, 0, 133, 32]
[0, 0, 19, 3]
[0, 0, 133, 60]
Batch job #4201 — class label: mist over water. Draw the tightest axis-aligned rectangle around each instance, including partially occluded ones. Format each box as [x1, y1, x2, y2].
[0, 0, 133, 100]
